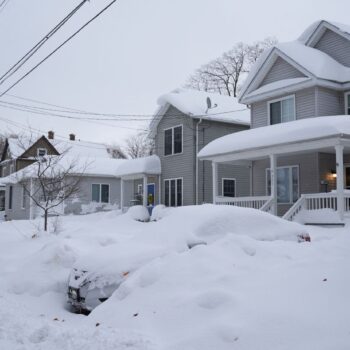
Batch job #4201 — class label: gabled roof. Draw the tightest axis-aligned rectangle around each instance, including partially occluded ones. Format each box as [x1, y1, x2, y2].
[149, 89, 250, 137]
[239, 20, 350, 104]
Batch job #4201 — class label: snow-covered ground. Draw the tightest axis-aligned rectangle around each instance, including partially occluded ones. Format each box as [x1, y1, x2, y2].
[0, 205, 349, 350]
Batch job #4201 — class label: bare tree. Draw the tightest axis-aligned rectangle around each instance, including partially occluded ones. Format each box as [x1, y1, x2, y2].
[185, 37, 277, 97]
[125, 132, 154, 159]
[17, 152, 86, 231]
[106, 144, 127, 159]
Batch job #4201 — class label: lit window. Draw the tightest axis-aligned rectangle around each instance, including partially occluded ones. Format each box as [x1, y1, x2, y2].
[269, 96, 295, 125]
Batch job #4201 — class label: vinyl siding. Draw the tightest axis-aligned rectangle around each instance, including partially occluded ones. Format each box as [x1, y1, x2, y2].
[251, 88, 316, 128]
[314, 29, 350, 67]
[155, 106, 196, 206]
[317, 87, 344, 116]
[4, 183, 30, 220]
[197, 120, 250, 203]
[260, 57, 305, 87]
[252, 153, 319, 216]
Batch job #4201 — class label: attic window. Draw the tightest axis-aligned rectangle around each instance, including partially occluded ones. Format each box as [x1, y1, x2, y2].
[37, 148, 47, 157]
[268, 95, 295, 125]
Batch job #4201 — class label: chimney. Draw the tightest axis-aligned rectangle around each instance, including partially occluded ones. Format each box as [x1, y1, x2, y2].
[48, 130, 54, 140]
[69, 133, 76, 141]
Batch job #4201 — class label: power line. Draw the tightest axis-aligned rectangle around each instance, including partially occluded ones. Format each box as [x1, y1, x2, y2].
[0, 0, 89, 86]
[0, 0, 118, 97]
[0, 0, 10, 15]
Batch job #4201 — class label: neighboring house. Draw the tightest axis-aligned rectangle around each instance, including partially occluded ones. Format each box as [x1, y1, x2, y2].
[1, 132, 127, 220]
[149, 88, 251, 207]
[198, 20, 350, 223]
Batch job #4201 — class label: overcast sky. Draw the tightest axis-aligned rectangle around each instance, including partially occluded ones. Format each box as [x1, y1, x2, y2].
[0, 0, 349, 146]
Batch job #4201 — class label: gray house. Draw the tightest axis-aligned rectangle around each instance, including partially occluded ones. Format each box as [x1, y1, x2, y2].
[0, 133, 126, 220]
[149, 88, 251, 207]
[199, 20, 350, 223]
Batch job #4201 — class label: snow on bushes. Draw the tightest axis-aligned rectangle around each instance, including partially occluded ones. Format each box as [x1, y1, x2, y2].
[150, 205, 173, 221]
[127, 205, 150, 222]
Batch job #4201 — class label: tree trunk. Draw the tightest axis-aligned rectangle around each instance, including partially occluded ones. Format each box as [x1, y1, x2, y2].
[44, 210, 48, 231]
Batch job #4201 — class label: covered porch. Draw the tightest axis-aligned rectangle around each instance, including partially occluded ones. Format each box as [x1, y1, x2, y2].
[199, 116, 350, 223]
[115, 155, 161, 212]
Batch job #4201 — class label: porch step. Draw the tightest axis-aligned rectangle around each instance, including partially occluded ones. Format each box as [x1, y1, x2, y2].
[304, 222, 345, 228]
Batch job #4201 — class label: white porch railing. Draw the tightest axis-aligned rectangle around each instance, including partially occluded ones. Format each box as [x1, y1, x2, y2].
[283, 193, 350, 221]
[215, 196, 272, 210]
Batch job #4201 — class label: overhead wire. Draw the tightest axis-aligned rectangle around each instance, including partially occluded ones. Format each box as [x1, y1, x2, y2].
[0, 0, 89, 86]
[0, 0, 118, 97]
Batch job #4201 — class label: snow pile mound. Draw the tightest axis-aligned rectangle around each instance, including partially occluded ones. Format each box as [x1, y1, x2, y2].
[127, 206, 150, 222]
[150, 205, 173, 221]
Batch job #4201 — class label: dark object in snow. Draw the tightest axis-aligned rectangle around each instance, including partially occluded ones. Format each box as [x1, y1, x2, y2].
[187, 240, 207, 249]
[53, 317, 59, 321]
[133, 313, 138, 317]
[96, 323, 100, 327]
[323, 278, 327, 282]
[297, 233, 311, 242]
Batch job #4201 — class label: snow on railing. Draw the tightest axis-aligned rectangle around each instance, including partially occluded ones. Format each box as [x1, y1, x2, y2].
[260, 197, 274, 213]
[215, 196, 271, 210]
[283, 192, 350, 221]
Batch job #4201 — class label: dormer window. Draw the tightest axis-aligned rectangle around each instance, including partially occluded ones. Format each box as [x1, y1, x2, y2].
[268, 95, 295, 125]
[37, 148, 47, 157]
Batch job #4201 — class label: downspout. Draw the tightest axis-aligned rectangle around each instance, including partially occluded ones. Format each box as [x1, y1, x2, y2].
[196, 118, 203, 205]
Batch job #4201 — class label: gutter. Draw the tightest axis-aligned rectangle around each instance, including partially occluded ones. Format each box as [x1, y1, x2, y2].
[195, 118, 203, 205]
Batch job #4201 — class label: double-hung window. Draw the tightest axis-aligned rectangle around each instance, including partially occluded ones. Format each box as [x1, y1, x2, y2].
[345, 92, 350, 115]
[222, 178, 236, 197]
[268, 96, 295, 125]
[92, 184, 110, 203]
[164, 125, 183, 156]
[164, 178, 182, 207]
[266, 166, 299, 204]
[8, 186, 13, 210]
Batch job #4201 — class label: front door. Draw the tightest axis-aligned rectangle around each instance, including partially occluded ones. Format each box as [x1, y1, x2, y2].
[345, 165, 350, 190]
[147, 183, 155, 207]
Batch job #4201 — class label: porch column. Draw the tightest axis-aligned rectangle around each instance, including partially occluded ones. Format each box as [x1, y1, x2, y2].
[143, 175, 147, 207]
[212, 161, 218, 204]
[270, 154, 277, 216]
[335, 145, 345, 220]
[120, 178, 124, 211]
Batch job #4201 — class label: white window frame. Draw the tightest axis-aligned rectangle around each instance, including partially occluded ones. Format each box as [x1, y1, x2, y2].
[137, 184, 143, 194]
[222, 178, 236, 197]
[265, 165, 299, 205]
[37, 148, 47, 157]
[164, 177, 183, 207]
[344, 92, 350, 115]
[91, 183, 110, 203]
[267, 95, 296, 125]
[9, 163, 14, 174]
[21, 186, 26, 209]
[163, 124, 183, 157]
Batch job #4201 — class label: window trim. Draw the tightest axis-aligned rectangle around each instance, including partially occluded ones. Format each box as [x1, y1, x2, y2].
[265, 165, 300, 205]
[8, 185, 13, 210]
[267, 95, 296, 125]
[163, 124, 183, 157]
[221, 178, 236, 197]
[37, 148, 48, 157]
[344, 92, 350, 115]
[9, 163, 14, 174]
[91, 183, 110, 204]
[137, 184, 143, 194]
[164, 177, 183, 207]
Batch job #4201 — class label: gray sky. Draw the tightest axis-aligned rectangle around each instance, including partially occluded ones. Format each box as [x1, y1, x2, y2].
[0, 0, 349, 146]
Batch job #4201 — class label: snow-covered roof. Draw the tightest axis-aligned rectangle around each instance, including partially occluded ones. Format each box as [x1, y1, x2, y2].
[6, 137, 33, 158]
[150, 89, 250, 137]
[1, 156, 126, 184]
[298, 20, 350, 45]
[239, 20, 350, 103]
[198, 116, 350, 160]
[52, 139, 110, 159]
[115, 155, 161, 178]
